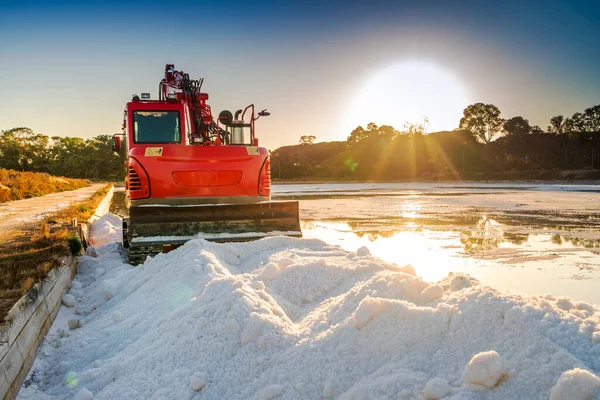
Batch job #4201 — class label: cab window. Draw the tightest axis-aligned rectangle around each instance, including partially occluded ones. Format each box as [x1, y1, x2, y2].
[133, 111, 180, 143]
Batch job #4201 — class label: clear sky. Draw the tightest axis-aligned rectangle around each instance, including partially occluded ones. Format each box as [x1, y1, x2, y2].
[1, 0, 599, 149]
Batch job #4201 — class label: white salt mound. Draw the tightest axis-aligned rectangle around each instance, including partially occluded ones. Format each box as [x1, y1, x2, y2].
[71, 280, 82, 290]
[550, 368, 600, 400]
[423, 377, 450, 399]
[88, 213, 122, 247]
[16, 213, 600, 400]
[61, 294, 76, 307]
[462, 350, 508, 388]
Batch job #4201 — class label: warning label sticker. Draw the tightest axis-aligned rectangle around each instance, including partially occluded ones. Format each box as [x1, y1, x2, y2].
[245, 146, 260, 155]
[144, 147, 163, 157]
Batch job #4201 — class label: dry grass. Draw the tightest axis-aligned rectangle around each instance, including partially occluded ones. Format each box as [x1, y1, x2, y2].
[0, 185, 110, 319]
[0, 225, 70, 319]
[45, 185, 111, 225]
[0, 169, 89, 203]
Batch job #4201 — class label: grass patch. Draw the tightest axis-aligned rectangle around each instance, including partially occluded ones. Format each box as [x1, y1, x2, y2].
[45, 185, 111, 224]
[0, 185, 112, 320]
[0, 168, 90, 203]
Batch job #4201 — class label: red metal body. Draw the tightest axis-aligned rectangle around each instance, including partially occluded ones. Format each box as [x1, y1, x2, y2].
[118, 65, 271, 206]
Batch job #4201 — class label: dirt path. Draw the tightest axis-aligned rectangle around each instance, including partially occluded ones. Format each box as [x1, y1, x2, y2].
[0, 183, 106, 247]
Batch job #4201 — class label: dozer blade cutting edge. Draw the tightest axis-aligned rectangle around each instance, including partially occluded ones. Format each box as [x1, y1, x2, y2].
[125, 201, 301, 264]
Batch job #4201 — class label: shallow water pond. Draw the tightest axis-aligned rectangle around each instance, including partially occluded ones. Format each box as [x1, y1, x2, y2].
[275, 182, 600, 304]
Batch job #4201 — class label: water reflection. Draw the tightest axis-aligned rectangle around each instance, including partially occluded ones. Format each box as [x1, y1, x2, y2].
[551, 234, 600, 248]
[460, 216, 504, 251]
[300, 218, 600, 304]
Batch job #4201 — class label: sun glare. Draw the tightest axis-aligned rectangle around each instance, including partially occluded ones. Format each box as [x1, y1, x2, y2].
[342, 61, 471, 136]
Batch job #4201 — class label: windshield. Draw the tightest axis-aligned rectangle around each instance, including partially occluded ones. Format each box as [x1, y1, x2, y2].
[133, 111, 180, 143]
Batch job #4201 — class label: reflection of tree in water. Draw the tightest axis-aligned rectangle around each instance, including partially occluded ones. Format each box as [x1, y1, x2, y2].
[460, 216, 505, 251]
[503, 233, 529, 246]
[551, 234, 600, 248]
[352, 229, 400, 241]
[551, 234, 563, 245]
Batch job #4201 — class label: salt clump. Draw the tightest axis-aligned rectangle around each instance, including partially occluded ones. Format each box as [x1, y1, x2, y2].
[113, 311, 124, 323]
[550, 368, 600, 400]
[423, 377, 450, 399]
[276, 257, 294, 269]
[261, 384, 283, 399]
[189, 373, 208, 391]
[73, 388, 93, 400]
[449, 274, 472, 291]
[85, 246, 97, 257]
[356, 246, 371, 256]
[354, 297, 393, 329]
[68, 319, 81, 329]
[259, 262, 280, 280]
[62, 294, 76, 307]
[556, 297, 574, 311]
[462, 350, 507, 388]
[103, 285, 116, 301]
[420, 284, 444, 303]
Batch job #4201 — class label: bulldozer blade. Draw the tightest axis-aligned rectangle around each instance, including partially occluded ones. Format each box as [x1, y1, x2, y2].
[126, 201, 301, 263]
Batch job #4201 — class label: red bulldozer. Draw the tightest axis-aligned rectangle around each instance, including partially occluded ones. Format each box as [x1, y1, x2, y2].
[113, 64, 301, 264]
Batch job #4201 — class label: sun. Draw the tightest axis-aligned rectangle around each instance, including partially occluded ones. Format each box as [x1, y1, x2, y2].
[341, 61, 471, 136]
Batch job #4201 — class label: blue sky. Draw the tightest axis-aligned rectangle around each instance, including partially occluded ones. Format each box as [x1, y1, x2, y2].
[1, 0, 599, 149]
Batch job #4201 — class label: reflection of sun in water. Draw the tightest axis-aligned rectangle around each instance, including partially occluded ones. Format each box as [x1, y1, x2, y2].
[399, 201, 422, 219]
[341, 60, 471, 137]
[303, 221, 465, 282]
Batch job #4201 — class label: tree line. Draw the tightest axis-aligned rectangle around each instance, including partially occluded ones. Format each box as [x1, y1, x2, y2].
[0, 128, 125, 180]
[273, 103, 600, 181]
[2, 102, 599, 182]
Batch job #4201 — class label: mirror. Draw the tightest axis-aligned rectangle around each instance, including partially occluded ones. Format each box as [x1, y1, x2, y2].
[112, 135, 121, 152]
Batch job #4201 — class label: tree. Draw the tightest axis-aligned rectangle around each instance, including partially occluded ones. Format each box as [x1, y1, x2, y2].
[571, 112, 586, 132]
[530, 125, 544, 135]
[0, 127, 49, 171]
[299, 135, 316, 145]
[583, 105, 600, 131]
[504, 116, 531, 136]
[459, 103, 504, 143]
[563, 117, 574, 132]
[347, 125, 371, 144]
[549, 115, 565, 134]
[401, 117, 429, 136]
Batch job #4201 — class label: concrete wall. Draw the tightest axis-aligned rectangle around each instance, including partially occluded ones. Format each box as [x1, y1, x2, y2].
[0, 185, 114, 400]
